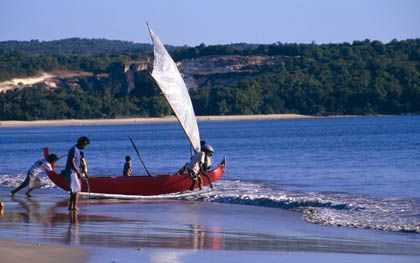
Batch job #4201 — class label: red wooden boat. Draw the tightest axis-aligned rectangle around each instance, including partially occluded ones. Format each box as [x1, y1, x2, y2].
[44, 148, 226, 196]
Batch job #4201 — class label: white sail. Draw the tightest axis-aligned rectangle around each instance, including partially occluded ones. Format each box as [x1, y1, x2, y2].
[148, 25, 201, 153]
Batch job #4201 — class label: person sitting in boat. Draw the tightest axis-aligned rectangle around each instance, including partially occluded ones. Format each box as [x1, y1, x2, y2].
[187, 143, 215, 191]
[64, 136, 90, 211]
[11, 154, 59, 197]
[123, 156, 132, 177]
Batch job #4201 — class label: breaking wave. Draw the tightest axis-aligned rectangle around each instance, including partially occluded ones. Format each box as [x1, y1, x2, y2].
[183, 180, 420, 233]
[0, 174, 57, 189]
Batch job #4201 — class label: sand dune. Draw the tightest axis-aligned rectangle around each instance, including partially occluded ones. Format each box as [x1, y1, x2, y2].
[0, 71, 93, 93]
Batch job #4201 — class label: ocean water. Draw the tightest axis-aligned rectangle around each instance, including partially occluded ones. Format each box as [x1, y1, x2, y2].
[0, 116, 419, 233]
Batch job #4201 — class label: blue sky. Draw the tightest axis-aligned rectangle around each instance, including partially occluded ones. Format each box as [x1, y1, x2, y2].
[0, 0, 419, 46]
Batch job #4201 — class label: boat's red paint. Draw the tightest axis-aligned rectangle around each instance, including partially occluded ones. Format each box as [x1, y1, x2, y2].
[44, 148, 225, 196]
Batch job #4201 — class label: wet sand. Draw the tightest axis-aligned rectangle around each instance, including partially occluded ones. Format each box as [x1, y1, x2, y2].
[0, 114, 317, 127]
[1, 188, 419, 263]
[0, 240, 87, 263]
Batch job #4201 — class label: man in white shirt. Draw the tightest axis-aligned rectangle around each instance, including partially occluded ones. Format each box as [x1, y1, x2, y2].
[187, 144, 214, 191]
[11, 154, 59, 197]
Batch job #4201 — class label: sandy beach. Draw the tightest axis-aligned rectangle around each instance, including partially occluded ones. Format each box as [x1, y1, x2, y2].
[0, 114, 317, 127]
[0, 188, 419, 263]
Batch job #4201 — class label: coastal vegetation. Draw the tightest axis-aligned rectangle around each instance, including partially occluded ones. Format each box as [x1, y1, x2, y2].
[0, 38, 419, 120]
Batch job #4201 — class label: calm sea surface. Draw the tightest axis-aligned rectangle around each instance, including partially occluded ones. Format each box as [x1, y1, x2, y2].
[1, 116, 419, 232]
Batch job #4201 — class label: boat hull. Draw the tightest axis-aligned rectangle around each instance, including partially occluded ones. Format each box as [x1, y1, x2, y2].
[44, 148, 225, 196]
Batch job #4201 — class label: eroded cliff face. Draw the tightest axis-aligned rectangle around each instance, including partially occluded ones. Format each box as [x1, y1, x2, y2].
[0, 55, 280, 93]
[179, 55, 279, 89]
[124, 55, 280, 91]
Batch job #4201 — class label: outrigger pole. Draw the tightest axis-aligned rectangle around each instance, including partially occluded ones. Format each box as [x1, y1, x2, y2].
[129, 137, 152, 176]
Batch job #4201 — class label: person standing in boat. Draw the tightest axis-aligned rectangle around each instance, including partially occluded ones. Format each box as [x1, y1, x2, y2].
[64, 136, 90, 211]
[187, 143, 215, 191]
[11, 154, 59, 197]
[201, 144, 214, 189]
[200, 141, 213, 172]
[123, 156, 132, 176]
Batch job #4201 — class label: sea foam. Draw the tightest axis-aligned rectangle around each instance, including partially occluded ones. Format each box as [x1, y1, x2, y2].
[183, 180, 420, 233]
[0, 174, 57, 189]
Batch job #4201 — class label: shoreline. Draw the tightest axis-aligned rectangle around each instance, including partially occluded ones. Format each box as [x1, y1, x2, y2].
[0, 114, 365, 127]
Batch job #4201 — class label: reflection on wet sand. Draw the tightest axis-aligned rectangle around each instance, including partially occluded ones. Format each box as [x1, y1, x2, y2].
[67, 211, 80, 245]
[1, 198, 226, 250]
[1, 197, 420, 256]
[11, 196, 41, 223]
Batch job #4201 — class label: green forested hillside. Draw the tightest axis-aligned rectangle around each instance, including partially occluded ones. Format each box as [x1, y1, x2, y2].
[0, 38, 419, 120]
[0, 38, 153, 55]
[190, 39, 419, 115]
